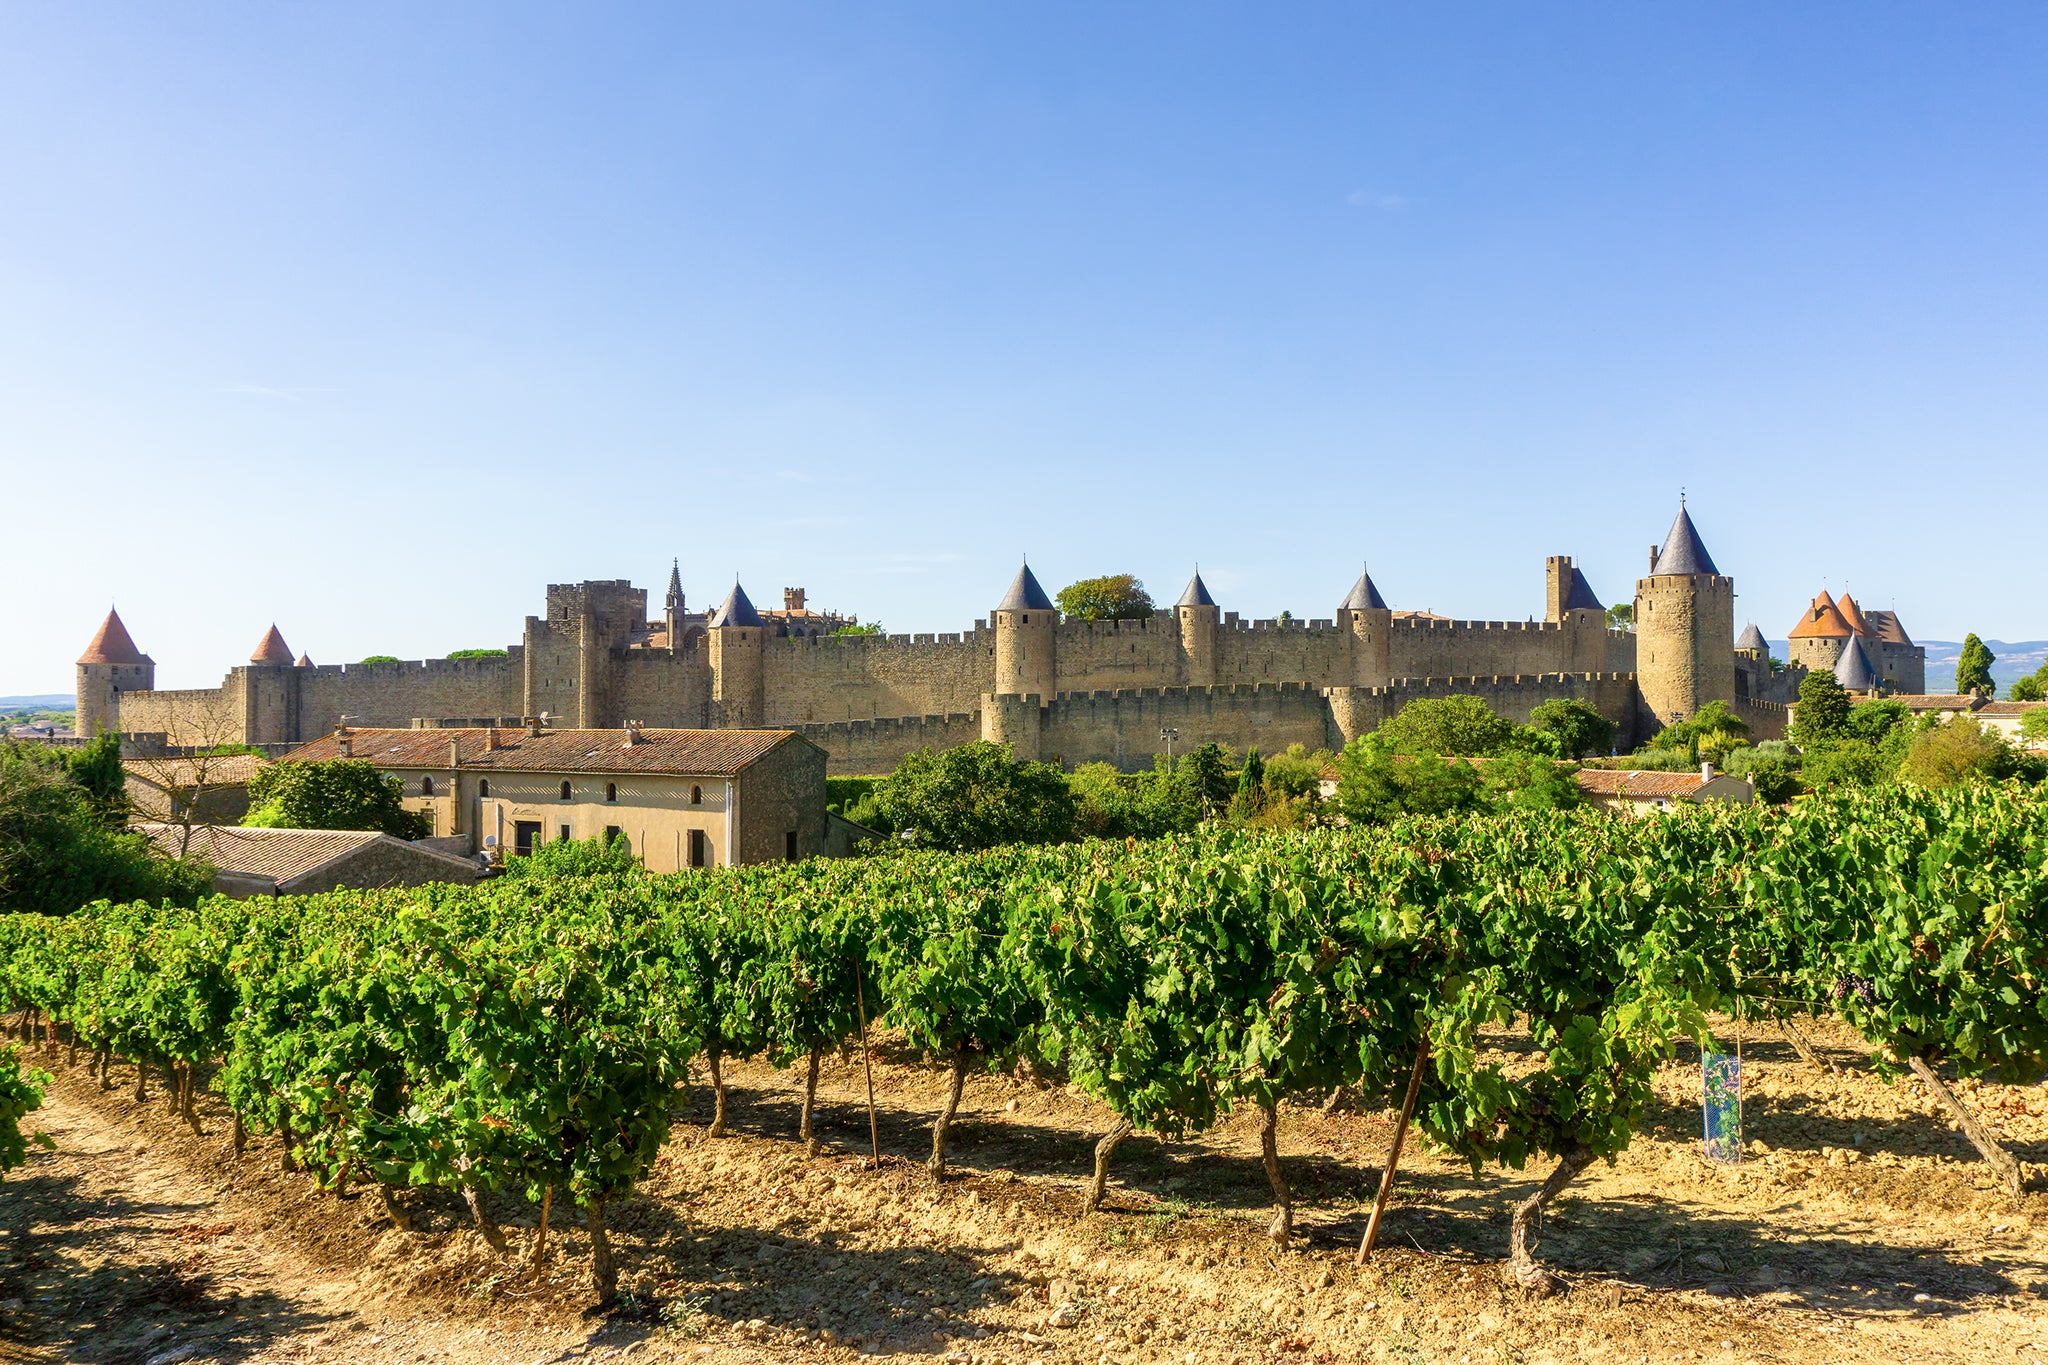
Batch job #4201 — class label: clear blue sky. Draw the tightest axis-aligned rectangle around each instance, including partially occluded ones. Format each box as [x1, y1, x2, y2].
[4, 4, 2044, 694]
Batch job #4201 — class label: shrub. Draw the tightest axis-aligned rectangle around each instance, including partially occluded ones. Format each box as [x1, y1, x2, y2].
[245, 760, 431, 839]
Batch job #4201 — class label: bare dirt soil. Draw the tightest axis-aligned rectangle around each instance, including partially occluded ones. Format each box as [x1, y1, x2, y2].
[3, 1017, 2045, 1365]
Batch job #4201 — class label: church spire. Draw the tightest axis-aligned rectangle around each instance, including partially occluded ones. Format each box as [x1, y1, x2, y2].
[666, 559, 684, 614]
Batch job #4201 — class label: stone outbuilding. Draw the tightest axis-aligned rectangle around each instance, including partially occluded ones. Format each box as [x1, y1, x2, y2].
[123, 752, 267, 825]
[136, 823, 479, 898]
[278, 724, 841, 869]
[1574, 765, 1755, 817]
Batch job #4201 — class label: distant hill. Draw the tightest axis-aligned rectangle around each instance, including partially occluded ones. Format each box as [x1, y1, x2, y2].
[0, 694, 73, 710]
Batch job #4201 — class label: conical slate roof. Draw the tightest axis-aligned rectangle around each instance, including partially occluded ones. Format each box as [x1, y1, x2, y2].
[708, 582, 764, 628]
[251, 625, 294, 665]
[1176, 571, 1216, 608]
[1735, 622, 1769, 653]
[1339, 569, 1389, 612]
[1559, 566, 1604, 613]
[997, 564, 1055, 612]
[77, 607, 149, 665]
[1650, 505, 1721, 577]
[1835, 592, 1873, 637]
[1788, 590, 1854, 640]
[1834, 636, 1881, 692]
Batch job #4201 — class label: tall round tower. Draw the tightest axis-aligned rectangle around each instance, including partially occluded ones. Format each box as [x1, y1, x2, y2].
[707, 581, 767, 728]
[991, 563, 1058, 700]
[1175, 570, 1220, 687]
[75, 607, 155, 739]
[1634, 503, 1735, 730]
[1336, 568, 1392, 688]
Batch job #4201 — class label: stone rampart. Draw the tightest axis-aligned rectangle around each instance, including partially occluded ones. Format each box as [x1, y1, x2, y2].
[767, 628, 992, 725]
[801, 711, 985, 775]
[1040, 682, 1336, 771]
[297, 654, 525, 734]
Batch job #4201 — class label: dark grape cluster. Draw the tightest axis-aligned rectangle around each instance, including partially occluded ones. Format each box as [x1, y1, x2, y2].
[1831, 975, 1876, 1005]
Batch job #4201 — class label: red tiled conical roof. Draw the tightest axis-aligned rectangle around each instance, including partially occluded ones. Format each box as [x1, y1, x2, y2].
[251, 625, 295, 665]
[77, 607, 149, 665]
[1787, 590, 1854, 640]
[1835, 593, 1873, 636]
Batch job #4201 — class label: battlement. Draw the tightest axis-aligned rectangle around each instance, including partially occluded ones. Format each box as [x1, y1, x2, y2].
[304, 650, 523, 679]
[1394, 617, 1567, 635]
[779, 626, 988, 652]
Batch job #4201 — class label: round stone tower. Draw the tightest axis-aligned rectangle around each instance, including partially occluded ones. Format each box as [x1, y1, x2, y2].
[1634, 503, 1735, 730]
[707, 581, 767, 728]
[75, 607, 155, 739]
[991, 563, 1058, 701]
[1175, 570, 1220, 687]
[1336, 568, 1392, 688]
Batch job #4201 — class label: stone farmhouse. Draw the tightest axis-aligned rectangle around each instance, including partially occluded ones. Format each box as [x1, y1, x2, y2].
[278, 725, 842, 869]
[84, 504, 1843, 773]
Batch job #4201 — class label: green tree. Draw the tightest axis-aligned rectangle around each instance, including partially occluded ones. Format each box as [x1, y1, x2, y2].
[1332, 733, 1487, 824]
[64, 731, 129, 828]
[2021, 709, 2048, 745]
[1605, 604, 1633, 631]
[0, 746, 210, 914]
[1844, 698, 1909, 744]
[1526, 698, 1618, 760]
[832, 622, 884, 636]
[356, 655, 402, 665]
[1380, 696, 1515, 757]
[1791, 672, 1852, 748]
[445, 648, 508, 659]
[2007, 660, 2048, 702]
[1171, 742, 1235, 818]
[873, 741, 1075, 850]
[1228, 747, 1266, 820]
[1955, 633, 1996, 698]
[1480, 750, 1583, 811]
[1898, 719, 2016, 788]
[1260, 744, 1331, 802]
[243, 759, 432, 839]
[1054, 574, 1154, 621]
[1069, 764, 1197, 840]
[1649, 700, 1751, 763]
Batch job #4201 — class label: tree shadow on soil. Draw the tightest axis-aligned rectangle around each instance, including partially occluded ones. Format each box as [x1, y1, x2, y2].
[0, 1167, 340, 1365]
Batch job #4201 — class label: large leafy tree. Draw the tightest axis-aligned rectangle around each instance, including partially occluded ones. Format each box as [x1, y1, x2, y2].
[874, 741, 1075, 850]
[1054, 574, 1154, 621]
[1955, 633, 1996, 698]
[2008, 661, 2048, 702]
[1791, 671, 1852, 748]
[0, 745, 209, 915]
[1898, 719, 2018, 788]
[1380, 696, 1515, 757]
[1526, 698, 1618, 760]
[244, 759, 431, 840]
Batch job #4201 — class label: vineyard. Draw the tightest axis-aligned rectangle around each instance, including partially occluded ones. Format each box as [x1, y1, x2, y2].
[1, 783, 2044, 1330]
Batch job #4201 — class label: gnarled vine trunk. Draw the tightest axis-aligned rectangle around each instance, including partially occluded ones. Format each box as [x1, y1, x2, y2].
[179, 1062, 204, 1136]
[800, 1045, 822, 1156]
[131, 1058, 148, 1104]
[1908, 1055, 2023, 1201]
[464, 1184, 506, 1251]
[529, 1186, 554, 1275]
[587, 1197, 617, 1304]
[1508, 1140, 1597, 1296]
[232, 1113, 247, 1156]
[376, 1183, 412, 1231]
[1085, 1118, 1134, 1214]
[1779, 1018, 1838, 1075]
[928, 1040, 970, 1179]
[278, 1113, 300, 1173]
[707, 1046, 728, 1138]
[1259, 1101, 1292, 1246]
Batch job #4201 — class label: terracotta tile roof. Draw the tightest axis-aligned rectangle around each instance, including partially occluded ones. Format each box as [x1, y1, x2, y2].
[78, 608, 151, 665]
[124, 753, 267, 789]
[1977, 701, 2048, 717]
[251, 625, 295, 664]
[1835, 593, 1874, 637]
[136, 823, 377, 881]
[1893, 694, 1986, 712]
[281, 726, 806, 776]
[1863, 609, 1914, 647]
[1787, 591, 1855, 640]
[1574, 769, 1711, 799]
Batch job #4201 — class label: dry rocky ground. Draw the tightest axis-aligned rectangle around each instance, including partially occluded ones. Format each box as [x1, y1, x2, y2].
[2, 1017, 2044, 1365]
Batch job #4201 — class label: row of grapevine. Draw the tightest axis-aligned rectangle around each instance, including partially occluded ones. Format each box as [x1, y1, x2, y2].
[1, 782, 2042, 1300]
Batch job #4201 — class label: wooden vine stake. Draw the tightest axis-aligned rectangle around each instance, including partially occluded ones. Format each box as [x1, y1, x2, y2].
[853, 955, 880, 1166]
[1358, 1039, 1430, 1265]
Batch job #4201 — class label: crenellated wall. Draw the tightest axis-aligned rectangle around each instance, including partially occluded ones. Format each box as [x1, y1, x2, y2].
[765, 627, 993, 724]
[296, 654, 525, 733]
[1039, 682, 1335, 770]
[801, 711, 984, 774]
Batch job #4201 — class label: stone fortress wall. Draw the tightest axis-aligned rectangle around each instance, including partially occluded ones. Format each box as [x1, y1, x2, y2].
[86, 507, 1798, 773]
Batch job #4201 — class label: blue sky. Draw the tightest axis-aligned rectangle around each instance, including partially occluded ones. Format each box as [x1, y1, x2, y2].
[4, 4, 2044, 692]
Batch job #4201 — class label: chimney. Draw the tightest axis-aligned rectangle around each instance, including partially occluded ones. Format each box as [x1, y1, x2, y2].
[1700, 760, 1715, 781]
[448, 736, 460, 771]
[624, 722, 644, 746]
[527, 716, 542, 738]
[485, 728, 503, 752]
[338, 736, 353, 758]
[1649, 545, 1659, 573]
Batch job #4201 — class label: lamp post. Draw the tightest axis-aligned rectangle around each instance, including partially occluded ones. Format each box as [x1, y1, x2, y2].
[1160, 726, 1179, 765]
